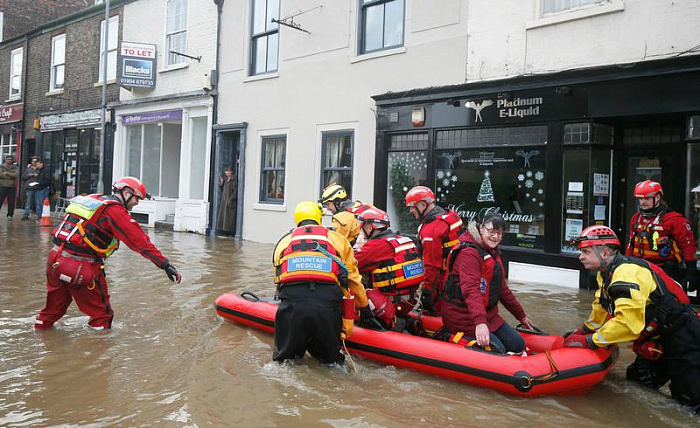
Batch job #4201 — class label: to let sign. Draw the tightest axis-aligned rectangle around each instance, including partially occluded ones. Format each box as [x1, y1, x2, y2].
[119, 42, 156, 89]
[0, 103, 23, 124]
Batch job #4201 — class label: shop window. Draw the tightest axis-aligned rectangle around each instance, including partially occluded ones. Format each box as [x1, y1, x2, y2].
[435, 126, 548, 250]
[386, 133, 428, 235]
[542, 0, 605, 13]
[359, 0, 404, 55]
[250, 0, 279, 75]
[320, 132, 353, 195]
[260, 135, 285, 203]
[50, 34, 66, 91]
[688, 143, 700, 232]
[99, 16, 119, 82]
[125, 123, 182, 198]
[9, 47, 22, 99]
[622, 124, 683, 146]
[688, 115, 700, 140]
[563, 122, 613, 145]
[0, 132, 17, 159]
[189, 117, 207, 200]
[77, 128, 101, 195]
[166, 0, 188, 67]
[561, 147, 612, 253]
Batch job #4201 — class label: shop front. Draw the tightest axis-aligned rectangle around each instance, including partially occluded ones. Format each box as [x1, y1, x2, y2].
[0, 103, 23, 160]
[39, 108, 112, 200]
[373, 56, 700, 289]
[113, 99, 213, 233]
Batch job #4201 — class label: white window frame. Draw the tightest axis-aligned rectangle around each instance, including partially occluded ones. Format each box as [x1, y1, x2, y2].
[98, 16, 119, 82]
[9, 47, 23, 100]
[165, 0, 188, 67]
[528, 0, 624, 29]
[50, 34, 66, 91]
[0, 133, 18, 160]
[0, 12, 4, 43]
[250, 0, 280, 76]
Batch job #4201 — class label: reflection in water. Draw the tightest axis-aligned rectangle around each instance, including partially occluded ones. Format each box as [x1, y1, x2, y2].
[0, 219, 696, 426]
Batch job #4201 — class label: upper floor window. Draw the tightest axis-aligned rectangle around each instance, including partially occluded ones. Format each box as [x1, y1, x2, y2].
[99, 16, 119, 82]
[50, 34, 66, 91]
[166, 0, 188, 66]
[542, 0, 605, 13]
[250, 0, 279, 75]
[320, 131, 353, 195]
[260, 135, 285, 203]
[9, 48, 23, 99]
[0, 12, 4, 43]
[359, 0, 404, 55]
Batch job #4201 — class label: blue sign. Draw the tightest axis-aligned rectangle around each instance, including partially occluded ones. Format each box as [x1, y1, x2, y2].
[402, 261, 425, 278]
[287, 255, 332, 273]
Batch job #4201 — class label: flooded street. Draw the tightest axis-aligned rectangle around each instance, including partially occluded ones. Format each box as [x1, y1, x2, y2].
[0, 220, 696, 427]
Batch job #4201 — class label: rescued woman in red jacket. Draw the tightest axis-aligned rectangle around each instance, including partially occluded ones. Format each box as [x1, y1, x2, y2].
[440, 209, 534, 353]
[35, 177, 181, 330]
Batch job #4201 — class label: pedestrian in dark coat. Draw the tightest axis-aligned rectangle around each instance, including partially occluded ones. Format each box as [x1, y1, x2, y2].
[0, 155, 19, 219]
[216, 167, 237, 236]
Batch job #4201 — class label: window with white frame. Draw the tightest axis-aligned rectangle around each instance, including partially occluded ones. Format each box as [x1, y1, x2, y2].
[99, 16, 118, 82]
[9, 48, 23, 99]
[359, 0, 404, 55]
[0, 12, 4, 43]
[320, 131, 353, 196]
[166, 0, 188, 66]
[260, 135, 285, 203]
[542, 0, 605, 13]
[250, 0, 279, 75]
[50, 34, 66, 91]
[0, 132, 17, 159]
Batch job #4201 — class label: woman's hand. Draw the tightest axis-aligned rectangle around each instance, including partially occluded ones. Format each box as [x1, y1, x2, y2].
[475, 323, 490, 347]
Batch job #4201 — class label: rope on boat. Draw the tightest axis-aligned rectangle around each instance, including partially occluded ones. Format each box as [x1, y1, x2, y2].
[342, 339, 358, 373]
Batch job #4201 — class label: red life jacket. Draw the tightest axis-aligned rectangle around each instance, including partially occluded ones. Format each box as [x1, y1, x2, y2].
[53, 195, 121, 257]
[442, 241, 504, 310]
[628, 211, 684, 264]
[368, 232, 425, 296]
[419, 209, 464, 271]
[276, 225, 344, 286]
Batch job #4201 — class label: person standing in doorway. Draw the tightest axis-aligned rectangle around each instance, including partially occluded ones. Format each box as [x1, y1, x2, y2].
[21, 156, 40, 220]
[626, 180, 698, 296]
[216, 167, 238, 236]
[0, 155, 19, 220]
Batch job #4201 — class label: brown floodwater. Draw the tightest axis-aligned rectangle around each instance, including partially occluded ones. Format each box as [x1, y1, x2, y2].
[0, 219, 696, 427]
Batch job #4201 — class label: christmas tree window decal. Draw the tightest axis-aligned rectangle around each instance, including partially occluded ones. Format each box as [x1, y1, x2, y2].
[477, 171, 495, 202]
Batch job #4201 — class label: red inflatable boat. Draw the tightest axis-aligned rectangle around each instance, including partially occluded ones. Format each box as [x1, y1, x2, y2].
[215, 292, 618, 397]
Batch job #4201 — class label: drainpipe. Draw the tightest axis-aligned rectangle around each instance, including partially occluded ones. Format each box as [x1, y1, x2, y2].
[207, 0, 224, 235]
[97, 0, 111, 194]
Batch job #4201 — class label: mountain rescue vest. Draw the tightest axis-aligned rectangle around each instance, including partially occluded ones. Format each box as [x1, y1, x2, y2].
[628, 211, 683, 264]
[442, 241, 503, 310]
[602, 255, 691, 341]
[53, 195, 121, 257]
[276, 225, 345, 287]
[368, 233, 425, 295]
[419, 210, 464, 270]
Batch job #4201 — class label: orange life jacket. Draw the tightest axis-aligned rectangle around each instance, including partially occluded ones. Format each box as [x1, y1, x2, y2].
[276, 225, 344, 286]
[53, 195, 121, 257]
[628, 211, 683, 264]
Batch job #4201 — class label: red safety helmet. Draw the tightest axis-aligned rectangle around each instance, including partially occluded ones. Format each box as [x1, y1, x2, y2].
[405, 186, 435, 207]
[574, 225, 620, 249]
[358, 208, 390, 230]
[633, 180, 663, 198]
[113, 176, 149, 199]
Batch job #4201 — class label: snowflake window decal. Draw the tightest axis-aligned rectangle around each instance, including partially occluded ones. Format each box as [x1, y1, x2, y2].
[535, 171, 544, 181]
[526, 171, 533, 178]
[525, 179, 534, 189]
[518, 174, 525, 181]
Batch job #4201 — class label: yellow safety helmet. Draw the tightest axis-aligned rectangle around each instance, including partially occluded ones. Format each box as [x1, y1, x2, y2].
[294, 201, 323, 225]
[320, 184, 348, 204]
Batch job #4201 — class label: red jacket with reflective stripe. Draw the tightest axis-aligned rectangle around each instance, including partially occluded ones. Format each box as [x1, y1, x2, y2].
[626, 209, 696, 265]
[418, 206, 463, 296]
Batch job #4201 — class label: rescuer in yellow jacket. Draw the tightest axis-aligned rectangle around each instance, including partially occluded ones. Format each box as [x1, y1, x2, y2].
[272, 201, 374, 365]
[319, 184, 364, 246]
[564, 225, 700, 412]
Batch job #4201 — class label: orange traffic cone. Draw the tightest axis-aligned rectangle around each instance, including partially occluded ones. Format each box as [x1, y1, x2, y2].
[40, 197, 53, 227]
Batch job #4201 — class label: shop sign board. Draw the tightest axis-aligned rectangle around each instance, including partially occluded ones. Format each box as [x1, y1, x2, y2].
[119, 42, 156, 89]
[40, 109, 101, 131]
[121, 110, 182, 125]
[0, 103, 23, 124]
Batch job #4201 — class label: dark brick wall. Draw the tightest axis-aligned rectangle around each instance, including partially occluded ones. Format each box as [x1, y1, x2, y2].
[23, 8, 122, 139]
[0, 0, 88, 41]
[0, 39, 26, 105]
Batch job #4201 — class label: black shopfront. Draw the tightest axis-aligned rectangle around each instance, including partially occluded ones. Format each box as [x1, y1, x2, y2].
[372, 56, 700, 289]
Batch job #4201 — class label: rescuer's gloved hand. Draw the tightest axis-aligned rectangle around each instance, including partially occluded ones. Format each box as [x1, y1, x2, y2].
[563, 334, 598, 349]
[420, 291, 436, 314]
[340, 317, 354, 340]
[685, 263, 699, 292]
[358, 305, 381, 329]
[633, 340, 663, 361]
[163, 261, 182, 284]
[563, 324, 593, 338]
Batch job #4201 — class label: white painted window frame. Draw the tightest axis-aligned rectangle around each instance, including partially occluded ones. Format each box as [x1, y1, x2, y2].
[9, 47, 23, 100]
[527, 0, 624, 29]
[98, 16, 119, 83]
[50, 34, 66, 91]
[165, 0, 189, 67]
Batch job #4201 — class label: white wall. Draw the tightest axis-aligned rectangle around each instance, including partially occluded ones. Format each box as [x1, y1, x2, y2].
[218, 0, 469, 243]
[120, 0, 217, 100]
[466, 0, 700, 80]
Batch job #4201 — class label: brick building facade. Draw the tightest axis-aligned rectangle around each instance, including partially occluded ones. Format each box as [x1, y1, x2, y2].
[22, 2, 127, 201]
[0, 0, 87, 42]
